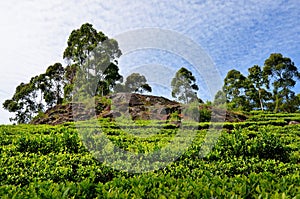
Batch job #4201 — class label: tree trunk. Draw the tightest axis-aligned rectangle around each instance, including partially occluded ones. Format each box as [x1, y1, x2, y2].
[274, 95, 279, 113]
[258, 90, 264, 111]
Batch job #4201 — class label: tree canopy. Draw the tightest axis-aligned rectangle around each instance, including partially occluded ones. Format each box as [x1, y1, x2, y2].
[63, 23, 123, 98]
[171, 67, 199, 104]
[124, 73, 152, 93]
[221, 53, 300, 113]
[3, 22, 300, 123]
[114, 73, 152, 94]
[3, 23, 124, 123]
[263, 53, 300, 112]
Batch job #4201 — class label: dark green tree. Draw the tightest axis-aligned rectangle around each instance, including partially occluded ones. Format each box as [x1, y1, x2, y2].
[296, 93, 300, 111]
[63, 23, 122, 98]
[28, 63, 65, 109]
[64, 64, 78, 101]
[122, 73, 152, 93]
[3, 23, 125, 123]
[213, 90, 227, 106]
[97, 62, 123, 96]
[279, 93, 300, 112]
[247, 65, 271, 111]
[263, 53, 300, 112]
[171, 67, 199, 104]
[3, 82, 41, 123]
[63, 23, 109, 65]
[222, 69, 250, 111]
[44, 63, 64, 106]
[3, 63, 65, 123]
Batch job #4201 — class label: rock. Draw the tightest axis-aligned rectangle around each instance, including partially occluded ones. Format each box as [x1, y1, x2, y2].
[30, 93, 248, 125]
[288, 120, 300, 125]
[102, 110, 122, 119]
[30, 93, 181, 125]
[110, 93, 181, 121]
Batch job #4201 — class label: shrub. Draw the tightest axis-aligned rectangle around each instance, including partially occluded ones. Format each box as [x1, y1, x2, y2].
[182, 102, 211, 122]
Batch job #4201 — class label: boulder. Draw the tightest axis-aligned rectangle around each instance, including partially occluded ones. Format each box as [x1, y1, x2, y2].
[288, 120, 300, 125]
[30, 93, 248, 125]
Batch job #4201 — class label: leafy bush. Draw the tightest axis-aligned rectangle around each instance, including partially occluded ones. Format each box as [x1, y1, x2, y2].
[95, 96, 112, 114]
[182, 102, 211, 122]
[0, 120, 299, 198]
[209, 128, 290, 162]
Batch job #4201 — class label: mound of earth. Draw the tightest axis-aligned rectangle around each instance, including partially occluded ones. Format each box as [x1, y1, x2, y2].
[101, 93, 181, 120]
[30, 93, 247, 125]
[206, 106, 247, 123]
[30, 103, 93, 125]
[31, 93, 181, 125]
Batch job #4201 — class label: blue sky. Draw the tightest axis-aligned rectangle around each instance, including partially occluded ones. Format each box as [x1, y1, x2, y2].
[0, 0, 299, 124]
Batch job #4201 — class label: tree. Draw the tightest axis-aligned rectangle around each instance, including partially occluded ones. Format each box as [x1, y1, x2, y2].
[213, 90, 227, 106]
[64, 64, 78, 101]
[3, 82, 41, 123]
[44, 63, 64, 106]
[63, 23, 122, 98]
[3, 63, 65, 123]
[279, 93, 300, 112]
[222, 69, 250, 111]
[263, 53, 300, 112]
[171, 67, 199, 104]
[3, 23, 125, 123]
[28, 63, 65, 109]
[98, 62, 123, 95]
[247, 65, 271, 111]
[122, 73, 152, 93]
[292, 93, 300, 110]
[63, 23, 110, 65]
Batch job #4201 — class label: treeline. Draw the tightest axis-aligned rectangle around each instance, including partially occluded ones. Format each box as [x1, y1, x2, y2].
[3, 23, 152, 124]
[215, 53, 300, 113]
[2, 23, 202, 124]
[3, 23, 300, 124]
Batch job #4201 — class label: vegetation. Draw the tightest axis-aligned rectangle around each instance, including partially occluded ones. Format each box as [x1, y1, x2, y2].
[3, 22, 300, 123]
[1, 23, 300, 197]
[2, 63, 65, 123]
[171, 67, 199, 104]
[2, 23, 150, 124]
[0, 113, 299, 198]
[221, 53, 300, 112]
[115, 73, 152, 94]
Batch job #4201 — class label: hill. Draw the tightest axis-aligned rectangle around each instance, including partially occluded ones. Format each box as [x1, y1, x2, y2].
[31, 93, 247, 125]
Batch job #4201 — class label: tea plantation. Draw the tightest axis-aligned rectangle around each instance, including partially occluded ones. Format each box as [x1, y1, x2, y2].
[0, 113, 299, 198]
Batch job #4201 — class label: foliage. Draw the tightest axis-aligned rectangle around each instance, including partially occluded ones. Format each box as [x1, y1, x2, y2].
[171, 67, 199, 104]
[247, 65, 271, 111]
[213, 90, 226, 106]
[42, 63, 65, 107]
[263, 53, 300, 112]
[3, 63, 66, 124]
[0, 114, 299, 198]
[223, 69, 251, 111]
[115, 73, 152, 94]
[223, 53, 300, 113]
[182, 102, 211, 122]
[3, 82, 41, 124]
[64, 23, 123, 98]
[3, 23, 125, 123]
[95, 96, 112, 114]
[63, 64, 78, 101]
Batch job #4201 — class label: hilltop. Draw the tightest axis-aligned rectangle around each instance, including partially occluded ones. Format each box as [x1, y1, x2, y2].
[31, 93, 247, 125]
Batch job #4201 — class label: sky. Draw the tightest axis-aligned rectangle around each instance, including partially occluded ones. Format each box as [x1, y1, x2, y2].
[0, 0, 299, 124]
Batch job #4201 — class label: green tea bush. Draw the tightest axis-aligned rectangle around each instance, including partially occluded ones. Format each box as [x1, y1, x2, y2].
[0, 120, 299, 198]
[209, 128, 290, 162]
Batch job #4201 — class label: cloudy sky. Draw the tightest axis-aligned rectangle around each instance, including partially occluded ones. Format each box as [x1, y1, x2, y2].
[0, 0, 299, 124]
